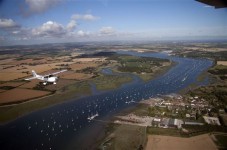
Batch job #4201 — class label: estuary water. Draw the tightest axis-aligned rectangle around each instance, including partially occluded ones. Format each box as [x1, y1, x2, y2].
[0, 51, 213, 150]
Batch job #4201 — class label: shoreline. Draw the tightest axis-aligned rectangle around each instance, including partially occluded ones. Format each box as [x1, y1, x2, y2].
[178, 64, 214, 95]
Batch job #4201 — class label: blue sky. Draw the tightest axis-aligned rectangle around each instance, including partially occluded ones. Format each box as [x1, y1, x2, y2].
[0, 0, 226, 45]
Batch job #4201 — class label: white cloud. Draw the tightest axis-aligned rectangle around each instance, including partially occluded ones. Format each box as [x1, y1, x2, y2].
[99, 26, 115, 35]
[77, 30, 90, 37]
[0, 16, 132, 44]
[71, 14, 100, 21]
[32, 21, 66, 37]
[12, 30, 21, 34]
[0, 18, 18, 28]
[25, 0, 61, 14]
[66, 20, 77, 31]
[77, 30, 85, 36]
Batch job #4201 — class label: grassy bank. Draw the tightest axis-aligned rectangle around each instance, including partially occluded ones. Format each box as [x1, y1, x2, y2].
[92, 74, 133, 91]
[147, 127, 182, 137]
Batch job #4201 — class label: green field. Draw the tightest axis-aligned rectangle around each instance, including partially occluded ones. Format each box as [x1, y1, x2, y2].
[108, 54, 172, 81]
[147, 127, 182, 137]
[92, 74, 133, 91]
[213, 133, 227, 149]
[209, 65, 227, 74]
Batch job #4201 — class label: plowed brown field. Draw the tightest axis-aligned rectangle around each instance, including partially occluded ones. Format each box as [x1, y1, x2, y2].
[0, 88, 51, 105]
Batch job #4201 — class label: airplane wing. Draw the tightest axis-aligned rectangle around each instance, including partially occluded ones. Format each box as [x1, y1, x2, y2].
[25, 76, 38, 80]
[196, 0, 227, 8]
[51, 69, 67, 75]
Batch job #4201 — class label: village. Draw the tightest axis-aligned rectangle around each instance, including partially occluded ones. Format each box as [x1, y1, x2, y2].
[113, 93, 227, 135]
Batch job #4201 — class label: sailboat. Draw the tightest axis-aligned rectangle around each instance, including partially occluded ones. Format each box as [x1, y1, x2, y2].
[87, 112, 99, 121]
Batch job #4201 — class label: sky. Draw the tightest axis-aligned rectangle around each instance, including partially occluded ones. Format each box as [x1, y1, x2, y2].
[0, 0, 227, 46]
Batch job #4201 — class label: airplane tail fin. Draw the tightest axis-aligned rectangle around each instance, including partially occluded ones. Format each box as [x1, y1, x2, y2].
[32, 70, 38, 77]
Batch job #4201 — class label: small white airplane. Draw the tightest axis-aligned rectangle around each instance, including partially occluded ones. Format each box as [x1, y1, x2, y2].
[25, 69, 67, 85]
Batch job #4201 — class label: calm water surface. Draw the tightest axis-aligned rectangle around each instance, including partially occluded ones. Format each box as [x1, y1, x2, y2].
[0, 51, 213, 150]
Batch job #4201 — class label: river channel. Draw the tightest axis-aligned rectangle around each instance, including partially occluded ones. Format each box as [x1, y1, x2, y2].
[0, 51, 213, 150]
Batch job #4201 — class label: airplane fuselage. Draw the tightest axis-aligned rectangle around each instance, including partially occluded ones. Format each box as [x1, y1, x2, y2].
[25, 69, 67, 85]
[43, 76, 57, 82]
